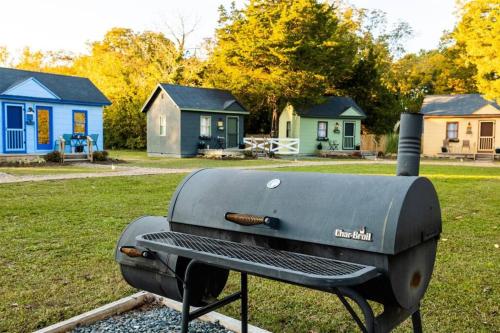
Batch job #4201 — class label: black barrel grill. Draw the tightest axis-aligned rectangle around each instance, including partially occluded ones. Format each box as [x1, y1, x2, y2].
[116, 113, 441, 333]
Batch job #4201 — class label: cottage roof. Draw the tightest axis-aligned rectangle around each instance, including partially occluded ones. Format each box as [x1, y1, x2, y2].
[0, 67, 111, 106]
[421, 94, 500, 116]
[294, 96, 366, 119]
[142, 84, 248, 113]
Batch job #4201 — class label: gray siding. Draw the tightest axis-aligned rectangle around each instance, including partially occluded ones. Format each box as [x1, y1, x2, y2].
[180, 111, 245, 156]
[146, 91, 181, 156]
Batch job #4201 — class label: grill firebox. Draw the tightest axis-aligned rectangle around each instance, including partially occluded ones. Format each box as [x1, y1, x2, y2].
[116, 113, 441, 332]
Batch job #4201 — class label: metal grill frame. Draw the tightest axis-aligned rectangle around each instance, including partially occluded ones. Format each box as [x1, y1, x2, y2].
[137, 231, 379, 289]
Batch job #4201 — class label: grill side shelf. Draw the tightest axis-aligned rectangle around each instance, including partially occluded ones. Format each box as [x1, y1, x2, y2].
[136, 232, 379, 289]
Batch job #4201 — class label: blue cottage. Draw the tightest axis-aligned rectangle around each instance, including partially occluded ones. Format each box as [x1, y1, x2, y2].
[0, 67, 110, 156]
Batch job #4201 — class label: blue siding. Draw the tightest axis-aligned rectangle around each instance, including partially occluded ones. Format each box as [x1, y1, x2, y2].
[180, 111, 245, 157]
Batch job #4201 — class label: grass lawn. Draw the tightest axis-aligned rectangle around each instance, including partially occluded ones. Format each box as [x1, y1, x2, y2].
[0, 165, 499, 332]
[108, 149, 293, 169]
[0, 166, 117, 176]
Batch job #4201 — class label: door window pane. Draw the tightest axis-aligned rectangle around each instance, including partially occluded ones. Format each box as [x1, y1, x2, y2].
[7, 106, 23, 129]
[73, 111, 87, 134]
[37, 109, 50, 144]
[480, 122, 493, 137]
[344, 122, 354, 136]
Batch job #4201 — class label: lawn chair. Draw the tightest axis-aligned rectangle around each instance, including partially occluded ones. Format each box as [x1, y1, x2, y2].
[62, 134, 73, 153]
[89, 134, 99, 151]
[442, 139, 450, 153]
[327, 139, 339, 150]
[462, 140, 471, 153]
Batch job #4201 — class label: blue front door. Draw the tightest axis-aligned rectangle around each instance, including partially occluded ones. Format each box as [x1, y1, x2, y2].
[3, 104, 26, 153]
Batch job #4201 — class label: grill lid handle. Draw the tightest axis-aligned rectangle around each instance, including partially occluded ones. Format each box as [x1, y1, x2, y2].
[225, 212, 280, 229]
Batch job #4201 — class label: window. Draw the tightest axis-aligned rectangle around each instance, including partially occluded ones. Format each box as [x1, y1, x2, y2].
[200, 116, 211, 137]
[73, 111, 87, 135]
[446, 122, 458, 140]
[317, 121, 328, 140]
[159, 115, 166, 136]
[286, 121, 291, 138]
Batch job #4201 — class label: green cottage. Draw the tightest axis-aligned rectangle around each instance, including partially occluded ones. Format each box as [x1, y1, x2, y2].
[278, 96, 366, 155]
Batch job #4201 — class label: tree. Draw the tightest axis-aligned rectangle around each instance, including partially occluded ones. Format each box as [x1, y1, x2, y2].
[0, 46, 8, 66]
[454, 0, 500, 102]
[206, 0, 355, 135]
[73, 28, 179, 148]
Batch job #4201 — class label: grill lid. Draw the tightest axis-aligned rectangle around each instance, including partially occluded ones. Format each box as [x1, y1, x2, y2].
[168, 169, 441, 255]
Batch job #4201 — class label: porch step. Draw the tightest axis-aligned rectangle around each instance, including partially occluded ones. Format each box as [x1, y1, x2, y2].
[475, 153, 494, 161]
[62, 153, 91, 163]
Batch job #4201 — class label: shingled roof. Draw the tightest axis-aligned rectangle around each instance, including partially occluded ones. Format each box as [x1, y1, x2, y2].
[0, 67, 110, 106]
[294, 96, 366, 119]
[421, 94, 500, 116]
[142, 84, 248, 113]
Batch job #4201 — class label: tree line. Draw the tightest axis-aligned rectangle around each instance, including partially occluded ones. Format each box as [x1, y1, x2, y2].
[0, 0, 497, 149]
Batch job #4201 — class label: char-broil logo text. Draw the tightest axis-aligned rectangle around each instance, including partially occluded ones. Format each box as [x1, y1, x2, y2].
[334, 226, 373, 242]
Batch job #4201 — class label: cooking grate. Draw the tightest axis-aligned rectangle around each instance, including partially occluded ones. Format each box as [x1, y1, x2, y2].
[140, 231, 367, 277]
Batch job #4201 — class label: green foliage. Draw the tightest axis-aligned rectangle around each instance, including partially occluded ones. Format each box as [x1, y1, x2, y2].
[45, 151, 62, 163]
[454, 0, 500, 102]
[72, 28, 180, 149]
[385, 132, 399, 154]
[92, 150, 109, 161]
[206, 0, 354, 135]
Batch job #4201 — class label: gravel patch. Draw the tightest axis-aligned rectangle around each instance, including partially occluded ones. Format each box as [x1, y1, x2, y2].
[72, 304, 233, 333]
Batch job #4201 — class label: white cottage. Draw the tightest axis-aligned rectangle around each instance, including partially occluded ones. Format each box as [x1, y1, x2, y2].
[0, 67, 110, 156]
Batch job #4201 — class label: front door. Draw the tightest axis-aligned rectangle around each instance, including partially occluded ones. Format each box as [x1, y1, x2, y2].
[3, 104, 26, 153]
[36, 106, 53, 150]
[226, 116, 239, 148]
[478, 121, 495, 152]
[343, 121, 355, 150]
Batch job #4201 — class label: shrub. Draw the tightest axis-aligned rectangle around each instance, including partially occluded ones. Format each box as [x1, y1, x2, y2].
[93, 150, 109, 161]
[385, 133, 399, 154]
[45, 151, 62, 163]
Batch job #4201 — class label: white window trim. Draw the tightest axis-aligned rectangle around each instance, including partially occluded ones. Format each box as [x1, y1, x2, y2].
[317, 121, 328, 139]
[200, 116, 212, 137]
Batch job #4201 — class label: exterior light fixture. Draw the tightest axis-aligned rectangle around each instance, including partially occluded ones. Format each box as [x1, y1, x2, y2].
[466, 122, 472, 134]
[217, 119, 224, 131]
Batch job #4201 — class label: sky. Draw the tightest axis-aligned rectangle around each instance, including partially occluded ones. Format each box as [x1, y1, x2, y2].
[0, 0, 458, 59]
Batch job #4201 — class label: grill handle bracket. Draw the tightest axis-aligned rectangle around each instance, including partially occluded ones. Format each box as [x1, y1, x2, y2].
[225, 212, 280, 229]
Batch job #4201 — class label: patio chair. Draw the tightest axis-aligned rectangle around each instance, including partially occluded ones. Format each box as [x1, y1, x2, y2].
[442, 139, 450, 153]
[62, 134, 73, 153]
[462, 140, 471, 153]
[89, 134, 99, 151]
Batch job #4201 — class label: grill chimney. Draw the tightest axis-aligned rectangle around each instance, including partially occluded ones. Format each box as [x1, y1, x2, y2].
[396, 112, 423, 176]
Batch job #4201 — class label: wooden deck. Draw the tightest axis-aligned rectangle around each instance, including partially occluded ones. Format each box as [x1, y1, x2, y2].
[198, 149, 246, 159]
[437, 152, 498, 161]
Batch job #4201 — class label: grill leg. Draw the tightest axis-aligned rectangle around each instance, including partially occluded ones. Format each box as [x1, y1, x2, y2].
[181, 261, 196, 333]
[336, 287, 375, 333]
[241, 272, 248, 333]
[411, 308, 423, 333]
[180, 261, 248, 333]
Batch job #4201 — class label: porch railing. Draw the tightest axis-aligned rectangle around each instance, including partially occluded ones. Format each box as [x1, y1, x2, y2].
[243, 137, 300, 155]
[478, 137, 494, 151]
[6, 129, 25, 152]
[343, 136, 354, 150]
